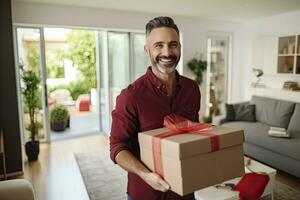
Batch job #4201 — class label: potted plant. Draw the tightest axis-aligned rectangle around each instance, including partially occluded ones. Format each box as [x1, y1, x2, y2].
[50, 104, 69, 132]
[20, 67, 41, 161]
[187, 57, 207, 85]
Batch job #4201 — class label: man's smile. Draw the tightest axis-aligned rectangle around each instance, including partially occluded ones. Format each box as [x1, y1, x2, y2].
[156, 56, 177, 66]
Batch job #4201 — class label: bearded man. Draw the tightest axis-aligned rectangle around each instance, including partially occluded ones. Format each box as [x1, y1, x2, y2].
[110, 16, 200, 200]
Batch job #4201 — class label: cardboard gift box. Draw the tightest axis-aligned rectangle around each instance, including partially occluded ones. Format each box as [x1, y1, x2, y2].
[138, 115, 245, 196]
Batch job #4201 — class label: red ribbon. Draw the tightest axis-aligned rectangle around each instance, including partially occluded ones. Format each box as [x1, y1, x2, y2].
[152, 114, 220, 177]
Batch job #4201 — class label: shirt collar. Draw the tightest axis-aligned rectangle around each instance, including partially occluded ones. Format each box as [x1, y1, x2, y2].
[146, 66, 181, 90]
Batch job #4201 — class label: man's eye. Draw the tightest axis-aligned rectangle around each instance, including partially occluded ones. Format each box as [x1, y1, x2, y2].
[170, 43, 178, 48]
[155, 44, 163, 48]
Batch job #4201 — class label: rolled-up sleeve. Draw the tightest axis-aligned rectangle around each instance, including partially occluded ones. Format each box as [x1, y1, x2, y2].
[110, 88, 138, 164]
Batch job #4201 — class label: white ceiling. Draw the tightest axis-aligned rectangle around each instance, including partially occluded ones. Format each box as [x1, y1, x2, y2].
[13, 0, 300, 21]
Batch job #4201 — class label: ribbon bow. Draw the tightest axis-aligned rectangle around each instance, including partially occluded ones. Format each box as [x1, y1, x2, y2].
[152, 114, 220, 177]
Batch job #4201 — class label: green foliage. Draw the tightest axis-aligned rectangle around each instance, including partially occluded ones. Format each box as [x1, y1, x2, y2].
[64, 30, 96, 89]
[202, 107, 213, 123]
[25, 30, 95, 101]
[26, 122, 43, 137]
[47, 65, 64, 78]
[67, 81, 89, 100]
[20, 66, 41, 142]
[23, 89, 43, 113]
[23, 46, 43, 113]
[48, 80, 89, 100]
[46, 49, 65, 78]
[202, 116, 212, 123]
[26, 47, 40, 76]
[187, 58, 207, 85]
[50, 104, 69, 123]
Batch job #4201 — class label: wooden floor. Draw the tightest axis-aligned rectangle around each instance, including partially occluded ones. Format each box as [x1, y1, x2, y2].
[17, 135, 300, 200]
[276, 171, 300, 191]
[18, 134, 109, 200]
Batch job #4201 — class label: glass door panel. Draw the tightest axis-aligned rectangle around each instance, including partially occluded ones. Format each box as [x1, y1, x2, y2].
[16, 28, 48, 141]
[108, 32, 130, 115]
[133, 33, 149, 79]
[44, 27, 100, 141]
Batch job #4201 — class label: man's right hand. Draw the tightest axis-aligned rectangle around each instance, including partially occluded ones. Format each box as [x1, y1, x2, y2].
[141, 171, 170, 192]
[115, 150, 170, 192]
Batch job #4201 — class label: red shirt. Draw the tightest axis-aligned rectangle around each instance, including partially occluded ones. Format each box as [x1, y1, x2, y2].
[110, 67, 200, 200]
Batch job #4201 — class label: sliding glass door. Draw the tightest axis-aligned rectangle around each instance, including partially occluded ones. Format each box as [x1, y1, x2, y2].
[15, 27, 49, 142]
[16, 27, 103, 142]
[15, 26, 151, 139]
[100, 32, 149, 132]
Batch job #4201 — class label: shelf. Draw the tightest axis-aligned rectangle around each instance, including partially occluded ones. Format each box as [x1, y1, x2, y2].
[276, 73, 300, 76]
[211, 46, 225, 52]
[277, 56, 294, 73]
[278, 36, 296, 54]
[278, 54, 295, 56]
[277, 35, 299, 74]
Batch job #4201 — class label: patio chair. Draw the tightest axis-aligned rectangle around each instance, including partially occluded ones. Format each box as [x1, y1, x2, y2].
[76, 94, 90, 111]
[49, 89, 73, 106]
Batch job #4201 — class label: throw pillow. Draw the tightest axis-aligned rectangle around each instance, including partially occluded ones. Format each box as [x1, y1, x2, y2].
[225, 104, 235, 121]
[226, 102, 256, 122]
[234, 103, 256, 121]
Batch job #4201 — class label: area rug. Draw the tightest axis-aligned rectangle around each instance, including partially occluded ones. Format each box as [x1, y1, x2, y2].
[74, 149, 127, 200]
[74, 149, 300, 200]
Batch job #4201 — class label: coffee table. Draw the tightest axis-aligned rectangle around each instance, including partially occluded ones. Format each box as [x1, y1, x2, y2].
[194, 159, 277, 200]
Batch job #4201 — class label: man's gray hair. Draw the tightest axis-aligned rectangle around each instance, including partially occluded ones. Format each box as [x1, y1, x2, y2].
[145, 16, 179, 37]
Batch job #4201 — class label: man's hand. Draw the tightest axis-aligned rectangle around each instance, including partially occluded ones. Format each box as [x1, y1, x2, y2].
[115, 150, 170, 192]
[140, 171, 170, 192]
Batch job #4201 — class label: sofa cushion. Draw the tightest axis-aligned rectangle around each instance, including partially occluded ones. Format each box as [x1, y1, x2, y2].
[223, 121, 300, 161]
[288, 103, 300, 134]
[250, 96, 295, 128]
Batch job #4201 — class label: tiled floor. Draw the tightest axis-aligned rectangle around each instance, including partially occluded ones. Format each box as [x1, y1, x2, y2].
[51, 112, 101, 141]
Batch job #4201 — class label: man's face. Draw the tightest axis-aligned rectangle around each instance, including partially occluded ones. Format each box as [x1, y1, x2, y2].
[144, 27, 181, 74]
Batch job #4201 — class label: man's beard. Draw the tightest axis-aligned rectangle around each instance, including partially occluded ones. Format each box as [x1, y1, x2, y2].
[150, 54, 180, 74]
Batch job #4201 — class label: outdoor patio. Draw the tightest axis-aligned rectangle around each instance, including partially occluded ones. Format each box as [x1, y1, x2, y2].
[51, 106, 103, 142]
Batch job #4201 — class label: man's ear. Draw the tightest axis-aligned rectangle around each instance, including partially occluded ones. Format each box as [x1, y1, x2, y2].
[144, 45, 150, 57]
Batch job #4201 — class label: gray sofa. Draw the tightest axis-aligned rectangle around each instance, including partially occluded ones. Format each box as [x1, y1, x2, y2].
[215, 96, 300, 178]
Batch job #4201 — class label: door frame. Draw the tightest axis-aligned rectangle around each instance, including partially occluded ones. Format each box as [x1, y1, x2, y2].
[206, 31, 233, 116]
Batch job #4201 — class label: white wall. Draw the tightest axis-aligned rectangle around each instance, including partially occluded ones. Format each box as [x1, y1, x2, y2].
[242, 10, 300, 100]
[12, 1, 246, 118]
